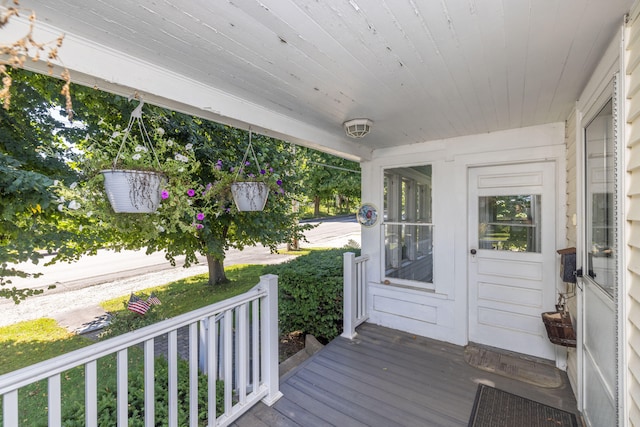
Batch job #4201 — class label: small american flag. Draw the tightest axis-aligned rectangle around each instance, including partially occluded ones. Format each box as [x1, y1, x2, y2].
[147, 293, 161, 306]
[127, 293, 150, 315]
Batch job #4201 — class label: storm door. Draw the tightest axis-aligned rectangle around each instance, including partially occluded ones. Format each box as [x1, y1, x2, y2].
[581, 96, 618, 427]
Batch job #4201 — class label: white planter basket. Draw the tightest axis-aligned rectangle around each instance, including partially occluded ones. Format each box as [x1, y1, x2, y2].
[102, 169, 166, 213]
[231, 182, 269, 211]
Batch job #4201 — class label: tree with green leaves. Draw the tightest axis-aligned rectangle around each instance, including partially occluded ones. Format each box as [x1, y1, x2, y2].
[1, 67, 316, 296]
[68, 98, 311, 286]
[0, 68, 87, 302]
[299, 149, 361, 216]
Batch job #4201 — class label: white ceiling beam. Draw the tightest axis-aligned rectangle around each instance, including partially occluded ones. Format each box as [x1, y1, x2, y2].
[1, 15, 372, 162]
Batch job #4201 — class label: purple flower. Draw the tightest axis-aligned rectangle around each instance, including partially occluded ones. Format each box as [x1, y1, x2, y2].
[187, 189, 196, 197]
[196, 212, 205, 221]
[269, 167, 274, 173]
[161, 190, 169, 200]
[195, 223, 204, 230]
[276, 179, 283, 186]
[260, 169, 266, 175]
[245, 161, 251, 166]
[249, 173, 255, 178]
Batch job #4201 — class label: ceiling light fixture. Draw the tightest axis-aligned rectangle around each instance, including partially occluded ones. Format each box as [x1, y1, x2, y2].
[343, 118, 373, 138]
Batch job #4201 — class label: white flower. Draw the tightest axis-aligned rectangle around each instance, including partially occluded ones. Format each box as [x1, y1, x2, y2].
[57, 196, 66, 203]
[87, 211, 93, 218]
[167, 139, 174, 147]
[68, 200, 81, 210]
[98, 118, 105, 125]
[57, 204, 64, 212]
[155, 127, 165, 136]
[79, 225, 83, 232]
[111, 131, 121, 138]
[132, 153, 142, 161]
[175, 153, 189, 163]
[157, 225, 165, 232]
[185, 143, 193, 150]
[134, 145, 147, 152]
[53, 180, 60, 186]
[178, 167, 184, 173]
[69, 182, 78, 190]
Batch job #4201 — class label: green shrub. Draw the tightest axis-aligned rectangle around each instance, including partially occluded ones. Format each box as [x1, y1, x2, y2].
[62, 355, 222, 426]
[264, 248, 360, 343]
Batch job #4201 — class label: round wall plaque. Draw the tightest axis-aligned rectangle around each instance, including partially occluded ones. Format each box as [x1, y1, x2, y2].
[357, 203, 378, 227]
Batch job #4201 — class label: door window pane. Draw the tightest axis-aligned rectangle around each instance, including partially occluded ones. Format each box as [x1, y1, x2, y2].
[478, 195, 541, 252]
[585, 99, 615, 297]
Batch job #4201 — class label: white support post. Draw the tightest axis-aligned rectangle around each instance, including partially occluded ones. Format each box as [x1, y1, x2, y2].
[168, 330, 178, 427]
[341, 252, 357, 339]
[260, 274, 283, 405]
[3, 390, 18, 427]
[86, 360, 98, 427]
[188, 323, 198, 427]
[48, 374, 61, 427]
[199, 318, 208, 374]
[117, 350, 128, 427]
[143, 340, 155, 427]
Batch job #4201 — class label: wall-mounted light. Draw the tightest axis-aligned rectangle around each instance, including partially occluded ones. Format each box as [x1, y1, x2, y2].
[343, 118, 373, 138]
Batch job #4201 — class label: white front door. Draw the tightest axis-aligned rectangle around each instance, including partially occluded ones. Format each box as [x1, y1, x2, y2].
[468, 162, 557, 360]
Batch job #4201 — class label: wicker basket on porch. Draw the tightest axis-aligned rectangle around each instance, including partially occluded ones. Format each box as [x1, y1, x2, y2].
[541, 310, 576, 347]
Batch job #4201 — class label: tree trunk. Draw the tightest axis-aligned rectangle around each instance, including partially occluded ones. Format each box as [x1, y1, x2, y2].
[314, 195, 321, 217]
[287, 237, 299, 251]
[206, 254, 228, 286]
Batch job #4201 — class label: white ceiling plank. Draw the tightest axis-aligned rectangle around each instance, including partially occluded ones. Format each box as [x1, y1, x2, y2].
[6, 0, 635, 156]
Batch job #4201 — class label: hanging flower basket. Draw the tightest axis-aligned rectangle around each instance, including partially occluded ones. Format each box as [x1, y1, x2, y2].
[102, 169, 166, 213]
[100, 100, 166, 213]
[230, 130, 270, 211]
[231, 181, 269, 211]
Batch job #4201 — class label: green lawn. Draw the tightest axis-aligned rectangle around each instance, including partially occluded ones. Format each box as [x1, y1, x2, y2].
[1, 264, 266, 374]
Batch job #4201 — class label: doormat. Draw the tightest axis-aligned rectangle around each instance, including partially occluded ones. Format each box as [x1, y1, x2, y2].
[468, 384, 579, 427]
[464, 345, 562, 388]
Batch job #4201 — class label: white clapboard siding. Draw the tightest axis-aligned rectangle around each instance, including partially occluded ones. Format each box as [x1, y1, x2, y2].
[626, 3, 640, 425]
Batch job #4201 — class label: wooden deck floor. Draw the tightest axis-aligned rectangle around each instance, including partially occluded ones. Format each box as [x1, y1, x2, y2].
[233, 323, 580, 426]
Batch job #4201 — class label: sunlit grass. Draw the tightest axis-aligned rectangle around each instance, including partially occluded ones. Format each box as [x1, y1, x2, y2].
[0, 319, 92, 375]
[100, 263, 265, 317]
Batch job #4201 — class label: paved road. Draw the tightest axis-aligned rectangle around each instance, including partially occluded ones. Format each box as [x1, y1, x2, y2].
[1, 217, 360, 329]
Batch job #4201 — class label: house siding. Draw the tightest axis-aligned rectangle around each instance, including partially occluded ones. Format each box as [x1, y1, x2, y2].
[564, 108, 579, 395]
[627, 3, 640, 424]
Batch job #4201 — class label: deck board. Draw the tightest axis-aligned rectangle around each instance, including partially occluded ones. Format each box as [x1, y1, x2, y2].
[232, 323, 579, 426]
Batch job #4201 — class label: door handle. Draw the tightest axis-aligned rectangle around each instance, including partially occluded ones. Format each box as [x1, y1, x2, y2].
[470, 249, 477, 255]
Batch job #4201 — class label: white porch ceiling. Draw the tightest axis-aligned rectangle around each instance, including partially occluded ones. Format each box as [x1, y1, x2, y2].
[2, 0, 634, 161]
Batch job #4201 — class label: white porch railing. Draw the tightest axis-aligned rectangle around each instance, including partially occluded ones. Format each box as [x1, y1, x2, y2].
[0, 274, 282, 427]
[341, 252, 370, 339]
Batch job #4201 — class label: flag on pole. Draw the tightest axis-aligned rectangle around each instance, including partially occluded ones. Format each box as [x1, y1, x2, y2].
[147, 293, 161, 306]
[127, 293, 150, 315]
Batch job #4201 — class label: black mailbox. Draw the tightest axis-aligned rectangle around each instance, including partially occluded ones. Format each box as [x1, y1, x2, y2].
[557, 247, 576, 283]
